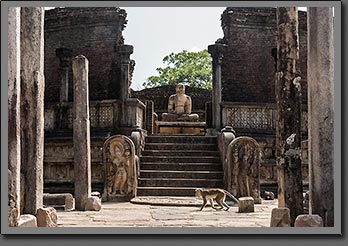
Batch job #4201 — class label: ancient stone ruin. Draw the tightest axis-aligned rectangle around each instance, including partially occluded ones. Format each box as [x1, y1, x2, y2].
[6, 6, 335, 228]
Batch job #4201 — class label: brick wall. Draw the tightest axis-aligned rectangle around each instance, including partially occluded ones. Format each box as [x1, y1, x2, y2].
[220, 7, 307, 104]
[44, 7, 127, 102]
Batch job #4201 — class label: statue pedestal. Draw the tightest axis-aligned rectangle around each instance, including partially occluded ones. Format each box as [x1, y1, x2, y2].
[155, 121, 206, 135]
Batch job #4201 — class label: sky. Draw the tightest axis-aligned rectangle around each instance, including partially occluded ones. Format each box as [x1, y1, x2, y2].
[122, 7, 226, 90]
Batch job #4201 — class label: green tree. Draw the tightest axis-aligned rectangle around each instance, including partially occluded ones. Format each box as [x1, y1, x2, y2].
[143, 49, 212, 89]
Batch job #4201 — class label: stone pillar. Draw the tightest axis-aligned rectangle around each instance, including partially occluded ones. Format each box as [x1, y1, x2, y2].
[56, 48, 73, 129]
[275, 7, 303, 225]
[56, 48, 73, 103]
[218, 126, 236, 191]
[20, 7, 45, 215]
[208, 42, 227, 132]
[307, 7, 334, 227]
[119, 44, 134, 101]
[145, 100, 154, 134]
[8, 7, 21, 226]
[72, 55, 91, 210]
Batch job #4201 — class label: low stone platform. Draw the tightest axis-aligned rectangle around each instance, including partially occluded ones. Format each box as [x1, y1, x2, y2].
[130, 196, 237, 207]
[155, 121, 206, 135]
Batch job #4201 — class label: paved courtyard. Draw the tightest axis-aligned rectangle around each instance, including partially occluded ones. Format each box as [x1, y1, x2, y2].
[57, 197, 278, 227]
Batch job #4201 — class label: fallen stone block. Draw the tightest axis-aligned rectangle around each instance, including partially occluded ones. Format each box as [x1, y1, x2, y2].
[238, 197, 254, 213]
[85, 196, 102, 211]
[294, 214, 323, 227]
[43, 193, 75, 211]
[270, 207, 291, 227]
[17, 214, 37, 227]
[36, 207, 58, 227]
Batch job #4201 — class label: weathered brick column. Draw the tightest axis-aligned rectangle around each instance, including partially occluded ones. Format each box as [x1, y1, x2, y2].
[308, 7, 334, 227]
[72, 55, 91, 210]
[20, 7, 45, 215]
[119, 44, 134, 101]
[208, 43, 227, 132]
[8, 7, 21, 226]
[275, 7, 303, 225]
[56, 48, 73, 103]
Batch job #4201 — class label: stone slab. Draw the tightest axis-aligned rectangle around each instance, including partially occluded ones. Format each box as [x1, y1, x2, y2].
[156, 121, 206, 135]
[270, 207, 291, 227]
[238, 197, 255, 213]
[85, 196, 102, 211]
[36, 207, 58, 227]
[294, 214, 323, 227]
[18, 214, 37, 227]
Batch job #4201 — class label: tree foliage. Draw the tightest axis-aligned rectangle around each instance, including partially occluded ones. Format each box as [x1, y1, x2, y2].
[143, 50, 212, 89]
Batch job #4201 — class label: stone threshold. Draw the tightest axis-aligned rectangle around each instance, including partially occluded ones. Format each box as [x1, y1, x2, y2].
[130, 196, 237, 207]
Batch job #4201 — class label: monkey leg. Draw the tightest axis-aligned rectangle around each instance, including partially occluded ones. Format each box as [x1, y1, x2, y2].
[222, 201, 230, 211]
[200, 198, 208, 211]
[216, 194, 227, 210]
[209, 199, 217, 209]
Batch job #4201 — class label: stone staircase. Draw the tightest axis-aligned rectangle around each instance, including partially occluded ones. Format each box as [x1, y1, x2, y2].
[136, 135, 223, 196]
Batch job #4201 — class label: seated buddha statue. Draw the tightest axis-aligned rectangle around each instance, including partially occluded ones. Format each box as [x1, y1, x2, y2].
[161, 83, 199, 122]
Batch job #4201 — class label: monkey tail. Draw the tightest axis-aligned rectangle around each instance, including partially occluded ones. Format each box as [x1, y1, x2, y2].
[224, 190, 239, 204]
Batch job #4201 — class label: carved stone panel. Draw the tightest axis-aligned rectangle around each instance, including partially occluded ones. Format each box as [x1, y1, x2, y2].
[227, 136, 261, 203]
[102, 135, 137, 201]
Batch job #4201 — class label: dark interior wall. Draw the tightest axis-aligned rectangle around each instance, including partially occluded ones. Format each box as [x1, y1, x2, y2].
[44, 7, 127, 102]
[220, 7, 307, 104]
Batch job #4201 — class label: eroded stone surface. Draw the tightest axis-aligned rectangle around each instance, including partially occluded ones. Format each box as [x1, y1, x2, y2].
[8, 7, 21, 227]
[270, 207, 291, 227]
[308, 7, 334, 227]
[238, 197, 254, 213]
[227, 137, 261, 203]
[85, 196, 102, 211]
[102, 135, 137, 201]
[43, 193, 75, 211]
[57, 199, 278, 227]
[294, 214, 323, 227]
[18, 214, 37, 227]
[73, 55, 91, 211]
[36, 207, 58, 227]
[275, 7, 303, 225]
[20, 7, 45, 215]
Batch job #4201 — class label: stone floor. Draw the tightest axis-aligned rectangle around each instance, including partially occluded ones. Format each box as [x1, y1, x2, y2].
[57, 197, 278, 227]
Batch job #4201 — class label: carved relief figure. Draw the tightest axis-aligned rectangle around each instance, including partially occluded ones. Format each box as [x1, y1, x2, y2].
[113, 161, 127, 194]
[161, 83, 199, 121]
[102, 135, 137, 201]
[227, 137, 261, 203]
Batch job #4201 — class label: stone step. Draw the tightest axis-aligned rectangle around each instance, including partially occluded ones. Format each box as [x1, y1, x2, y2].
[145, 135, 217, 144]
[140, 156, 221, 163]
[139, 170, 223, 179]
[136, 187, 197, 196]
[140, 162, 222, 171]
[144, 143, 218, 151]
[141, 150, 220, 157]
[138, 178, 223, 187]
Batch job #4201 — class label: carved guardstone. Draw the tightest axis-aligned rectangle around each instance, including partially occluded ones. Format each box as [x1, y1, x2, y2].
[227, 137, 261, 204]
[102, 135, 137, 201]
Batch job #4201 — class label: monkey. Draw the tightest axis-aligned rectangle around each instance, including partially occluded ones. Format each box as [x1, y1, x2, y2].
[195, 188, 239, 211]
